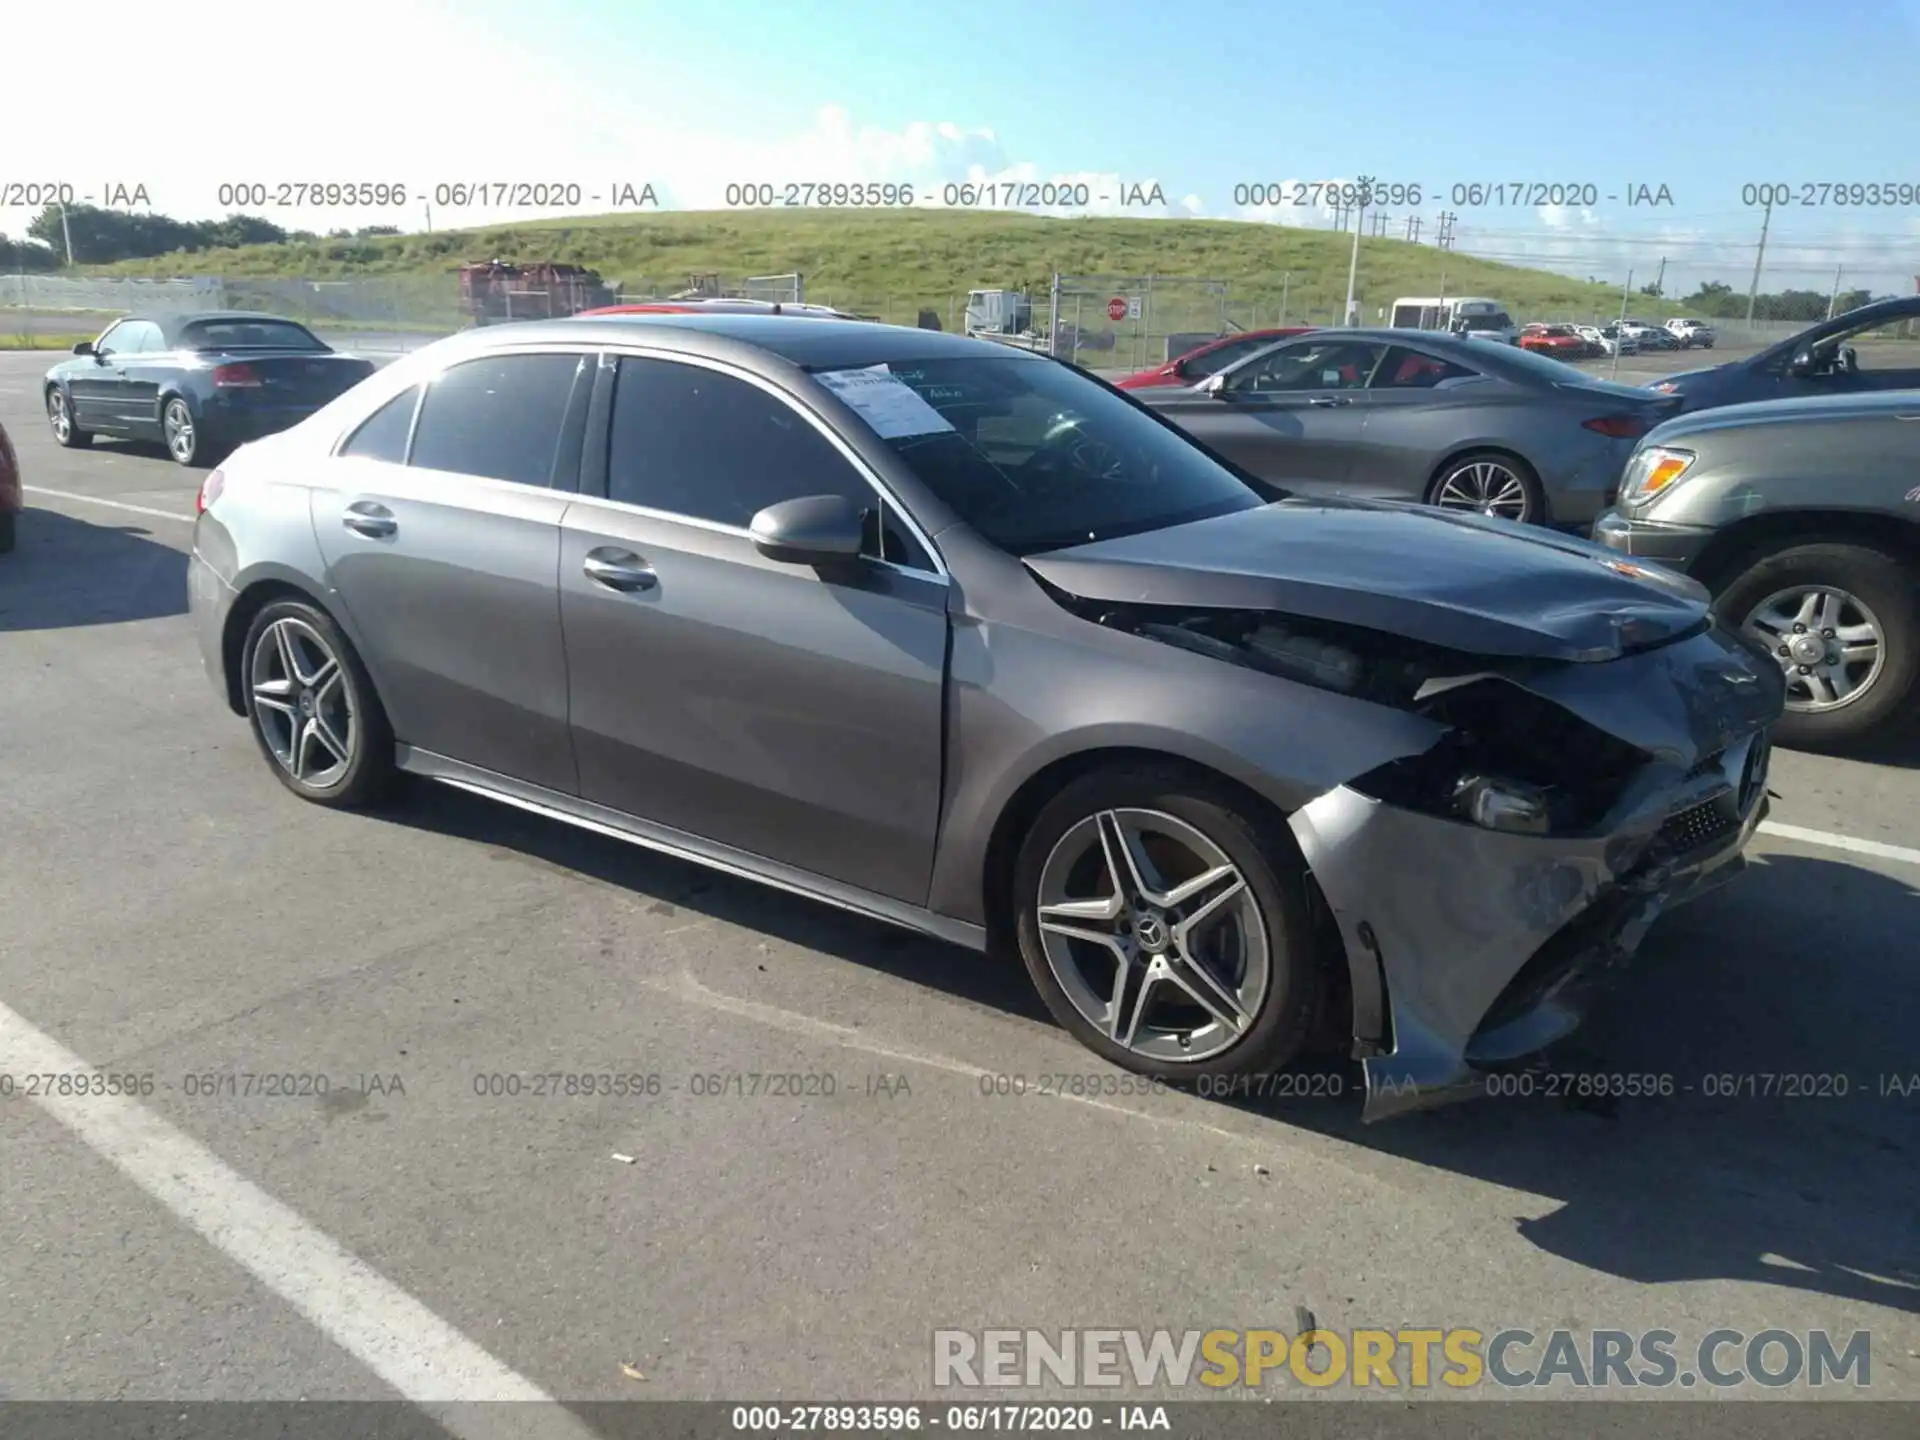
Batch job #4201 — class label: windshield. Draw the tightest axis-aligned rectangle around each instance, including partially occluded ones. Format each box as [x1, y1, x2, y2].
[179, 319, 328, 351]
[812, 355, 1261, 555]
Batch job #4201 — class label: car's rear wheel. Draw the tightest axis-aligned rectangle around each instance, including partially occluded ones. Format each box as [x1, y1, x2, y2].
[1717, 542, 1920, 752]
[1428, 450, 1544, 525]
[163, 398, 203, 466]
[241, 598, 396, 807]
[1012, 767, 1326, 1082]
[47, 388, 92, 448]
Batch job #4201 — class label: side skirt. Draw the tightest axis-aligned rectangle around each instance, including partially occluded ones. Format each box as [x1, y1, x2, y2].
[396, 745, 989, 953]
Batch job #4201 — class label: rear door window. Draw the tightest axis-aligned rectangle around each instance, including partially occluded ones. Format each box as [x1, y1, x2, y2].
[409, 353, 585, 486]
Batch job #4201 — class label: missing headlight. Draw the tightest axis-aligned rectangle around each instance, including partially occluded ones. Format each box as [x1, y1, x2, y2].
[1351, 678, 1649, 835]
[1089, 604, 1438, 706]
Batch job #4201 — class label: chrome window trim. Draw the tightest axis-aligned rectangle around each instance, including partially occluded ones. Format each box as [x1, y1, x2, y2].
[590, 343, 950, 581]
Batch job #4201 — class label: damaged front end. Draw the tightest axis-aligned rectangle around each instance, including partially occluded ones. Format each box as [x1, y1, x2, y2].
[1071, 596, 1784, 1123]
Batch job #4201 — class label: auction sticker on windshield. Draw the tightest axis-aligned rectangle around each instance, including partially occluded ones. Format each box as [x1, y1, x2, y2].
[817, 364, 956, 438]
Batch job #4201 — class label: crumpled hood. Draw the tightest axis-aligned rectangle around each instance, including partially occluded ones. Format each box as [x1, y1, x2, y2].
[1023, 498, 1712, 662]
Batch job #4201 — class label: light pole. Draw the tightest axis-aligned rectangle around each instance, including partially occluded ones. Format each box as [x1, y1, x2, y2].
[1342, 176, 1374, 326]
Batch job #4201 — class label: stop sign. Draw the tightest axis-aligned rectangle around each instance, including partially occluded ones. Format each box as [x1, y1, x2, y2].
[1107, 296, 1128, 322]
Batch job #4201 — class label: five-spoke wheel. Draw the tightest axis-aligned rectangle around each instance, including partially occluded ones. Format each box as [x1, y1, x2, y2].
[1014, 767, 1322, 1080]
[241, 599, 394, 806]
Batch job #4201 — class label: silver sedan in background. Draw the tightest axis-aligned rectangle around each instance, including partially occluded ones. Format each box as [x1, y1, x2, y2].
[1137, 330, 1679, 529]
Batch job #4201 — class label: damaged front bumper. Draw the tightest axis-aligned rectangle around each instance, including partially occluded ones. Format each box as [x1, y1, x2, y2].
[1290, 726, 1773, 1124]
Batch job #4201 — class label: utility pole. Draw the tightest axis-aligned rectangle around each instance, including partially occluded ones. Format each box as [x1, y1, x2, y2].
[1612, 269, 1633, 382]
[1343, 177, 1374, 327]
[1744, 198, 1772, 325]
[57, 200, 74, 266]
[1826, 264, 1843, 319]
[1278, 270, 1290, 327]
[1653, 255, 1666, 298]
[424, 201, 433, 234]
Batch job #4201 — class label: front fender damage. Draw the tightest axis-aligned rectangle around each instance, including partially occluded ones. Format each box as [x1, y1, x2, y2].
[1069, 595, 1783, 1122]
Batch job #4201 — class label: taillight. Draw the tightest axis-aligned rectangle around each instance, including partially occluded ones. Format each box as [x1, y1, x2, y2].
[1583, 413, 1653, 439]
[196, 469, 225, 514]
[212, 363, 262, 387]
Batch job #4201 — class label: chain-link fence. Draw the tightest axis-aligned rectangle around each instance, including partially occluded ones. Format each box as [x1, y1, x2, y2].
[1047, 275, 1232, 370]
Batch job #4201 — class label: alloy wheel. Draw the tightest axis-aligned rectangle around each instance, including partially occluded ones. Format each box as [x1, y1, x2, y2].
[1434, 460, 1532, 521]
[248, 617, 357, 786]
[164, 401, 196, 463]
[1744, 585, 1885, 712]
[1034, 808, 1269, 1063]
[48, 391, 71, 442]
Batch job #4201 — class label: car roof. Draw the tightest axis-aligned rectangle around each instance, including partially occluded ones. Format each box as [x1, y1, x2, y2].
[479, 313, 1039, 368]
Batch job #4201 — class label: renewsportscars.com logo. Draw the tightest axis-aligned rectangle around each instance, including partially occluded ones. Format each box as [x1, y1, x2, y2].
[931, 1327, 1874, 1391]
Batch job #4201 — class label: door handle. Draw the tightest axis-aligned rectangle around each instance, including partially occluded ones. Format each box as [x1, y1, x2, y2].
[583, 548, 657, 592]
[1307, 396, 1352, 407]
[342, 500, 397, 538]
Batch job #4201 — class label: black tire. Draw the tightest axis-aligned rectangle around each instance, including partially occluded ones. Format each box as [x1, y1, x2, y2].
[46, 387, 93, 448]
[1426, 448, 1547, 526]
[1714, 541, 1920, 753]
[162, 397, 205, 466]
[0, 510, 15, 554]
[1012, 765, 1327, 1082]
[241, 598, 397, 808]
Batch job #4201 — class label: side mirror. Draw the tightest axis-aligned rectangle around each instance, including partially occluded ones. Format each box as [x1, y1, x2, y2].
[749, 493, 867, 565]
[1201, 372, 1230, 398]
[1788, 347, 1818, 378]
[1168, 358, 1189, 378]
[72, 340, 95, 356]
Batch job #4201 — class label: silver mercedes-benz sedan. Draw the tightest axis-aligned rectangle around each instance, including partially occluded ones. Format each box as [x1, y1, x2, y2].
[186, 315, 1783, 1120]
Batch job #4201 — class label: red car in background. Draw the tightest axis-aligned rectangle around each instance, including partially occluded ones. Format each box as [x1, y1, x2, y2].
[1113, 326, 1314, 389]
[0, 420, 19, 554]
[1518, 323, 1592, 360]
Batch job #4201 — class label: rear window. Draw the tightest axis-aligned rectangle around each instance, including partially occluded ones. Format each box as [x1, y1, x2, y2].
[179, 319, 327, 351]
[1464, 312, 1514, 329]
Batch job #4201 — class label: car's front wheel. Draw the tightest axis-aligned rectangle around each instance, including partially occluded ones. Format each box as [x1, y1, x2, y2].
[1718, 542, 1920, 752]
[1012, 766, 1327, 1082]
[241, 598, 396, 807]
[47, 388, 92, 448]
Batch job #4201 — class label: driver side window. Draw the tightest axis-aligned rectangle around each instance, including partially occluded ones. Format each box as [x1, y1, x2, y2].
[1233, 341, 1386, 393]
[94, 323, 131, 356]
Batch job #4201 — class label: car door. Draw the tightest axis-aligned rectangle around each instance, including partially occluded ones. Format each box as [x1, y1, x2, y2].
[310, 347, 593, 794]
[1183, 338, 1385, 492]
[558, 351, 949, 905]
[69, 320, 138, 431]
[1342, 344, 1489, 501]
[112, 320, 169, 435]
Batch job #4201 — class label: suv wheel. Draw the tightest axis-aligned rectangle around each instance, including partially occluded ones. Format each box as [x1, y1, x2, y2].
[1012, 766, 1326, 1081]
[241, 599, 396, 807]
[1718, 542, 1920, 751]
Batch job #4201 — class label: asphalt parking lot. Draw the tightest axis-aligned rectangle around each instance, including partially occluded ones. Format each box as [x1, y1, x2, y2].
[1, 346, 1916, 1424]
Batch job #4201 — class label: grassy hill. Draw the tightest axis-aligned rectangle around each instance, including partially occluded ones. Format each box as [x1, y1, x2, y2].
[91, 209, 1649, 340]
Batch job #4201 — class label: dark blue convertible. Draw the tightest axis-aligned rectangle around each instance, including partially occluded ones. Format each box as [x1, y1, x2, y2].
[43, 311, 378, 466]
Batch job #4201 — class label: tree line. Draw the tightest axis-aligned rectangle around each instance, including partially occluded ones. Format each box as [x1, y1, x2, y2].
[0, 203, 394, 270]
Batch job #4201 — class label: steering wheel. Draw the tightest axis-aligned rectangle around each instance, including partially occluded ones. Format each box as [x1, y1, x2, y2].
[1015, 416, 1129, 497]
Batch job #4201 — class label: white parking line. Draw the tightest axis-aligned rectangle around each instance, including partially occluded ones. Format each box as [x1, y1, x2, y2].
[1758, 820, 1920, 869]
[24, 485, 196, 524]
[0, 999, 600, 1437]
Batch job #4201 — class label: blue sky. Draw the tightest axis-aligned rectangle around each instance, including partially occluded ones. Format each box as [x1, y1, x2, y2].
[5, 0, 1917, 295]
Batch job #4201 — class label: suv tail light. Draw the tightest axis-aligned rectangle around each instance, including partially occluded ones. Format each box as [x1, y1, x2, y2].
[196, 469, 225, 514]
[1583, 413, 1653, 439]
[212, 363, 262, 387]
